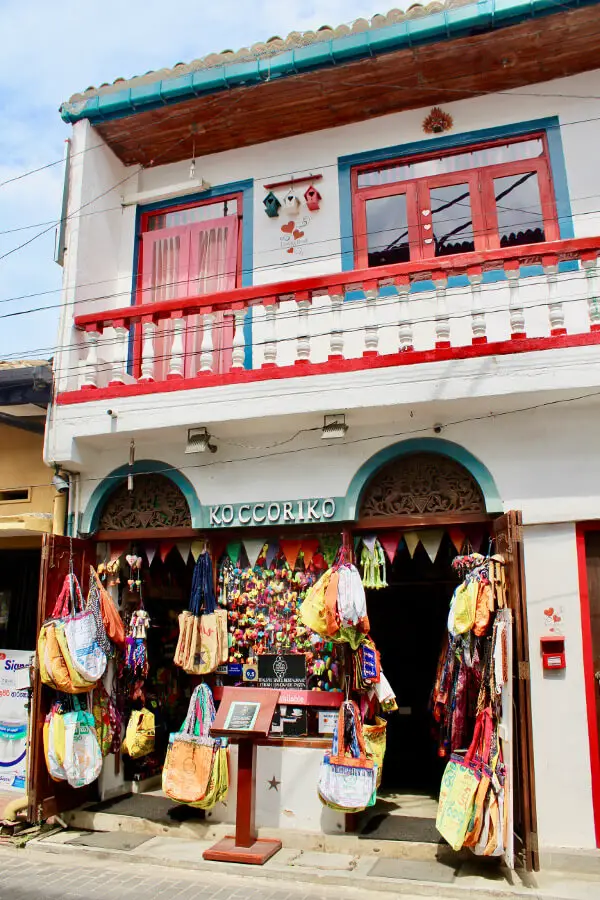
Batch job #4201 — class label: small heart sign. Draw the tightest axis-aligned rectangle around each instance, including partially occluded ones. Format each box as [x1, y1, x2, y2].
[544, 607, 554, 616]
[281, 221, 295, 234]
[293, 229, 304, 239]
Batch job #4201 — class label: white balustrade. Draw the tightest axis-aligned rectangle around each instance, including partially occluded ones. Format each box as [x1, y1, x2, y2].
[167, 316, 185, 378]
[81, 329, 99, 388]
[262, 302, 279, 366]
[296, 295, 312, 364]
[364, 287, 379, 355]
[139, 320, 157, 382]
[582, 257, 600, 331]
[199, 312, 215, 373]
[329, 293, 345, 359]
[544, 262, 566, 335]
[109, 325, 129, 384]
[395, 278, 412, 351]
[468, 269, 486, 343]
[434, 275, 450, 347]
[231, 309, 246, 369]
[506, 266, 525, 338]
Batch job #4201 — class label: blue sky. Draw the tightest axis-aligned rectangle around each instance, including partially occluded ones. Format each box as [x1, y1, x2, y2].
[0, 0, 383, 360]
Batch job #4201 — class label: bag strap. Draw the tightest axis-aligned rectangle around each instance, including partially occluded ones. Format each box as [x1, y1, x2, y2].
[52, 574, 83, 618]
[189, 551, 216, 616]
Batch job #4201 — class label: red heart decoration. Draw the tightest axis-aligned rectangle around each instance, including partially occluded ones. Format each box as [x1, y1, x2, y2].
[293, 229, 304, 239]
[281, 221, 295, 234]
[544, 607, 554, 616]
[553, 614, 561, 622]
[287, 248, 294, 254]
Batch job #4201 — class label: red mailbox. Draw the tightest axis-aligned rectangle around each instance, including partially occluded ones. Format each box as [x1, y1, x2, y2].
[540, 635, 566, 670]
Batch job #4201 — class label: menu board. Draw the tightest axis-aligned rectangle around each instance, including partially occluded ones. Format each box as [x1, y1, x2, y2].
[224, 701, 261, 732]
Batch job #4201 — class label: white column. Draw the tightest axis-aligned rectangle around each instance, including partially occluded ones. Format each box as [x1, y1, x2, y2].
[434, 275, 450, 347]
[139, 320, 157, 382]
[81, 329, 99, 388]
[506, 265, 525, 338]
[262, 302, 279, 367]
[582, 257, 600, 331]
[544, 261, 565, 335]
[110, 325, 129, 384]
[231, 309, 247, 369]
[296, 295, 311, 364]
[167, 316, 185, 378]
[329, 292, 345, 359]
[199, 312, 215, 373]
[468, 269, 486, 343]
[396, 278, 412, 351]
[364, 286, 379, 356]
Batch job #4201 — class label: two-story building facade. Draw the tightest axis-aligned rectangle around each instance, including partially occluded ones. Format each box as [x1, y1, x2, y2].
[38, 0, 600, 868]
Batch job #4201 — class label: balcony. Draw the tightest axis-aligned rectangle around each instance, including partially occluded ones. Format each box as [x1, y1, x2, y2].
[58, 237, 600, 405]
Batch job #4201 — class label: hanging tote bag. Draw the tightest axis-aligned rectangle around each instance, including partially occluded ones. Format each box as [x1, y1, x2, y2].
[44, 703, 68, 782]
[174, 611, 193, 668]
[62, 573, 107, 683]
[122, 708, 155, 759]
[92, 685, 116, 758]
[37, 623, 55, 688]
[318, 700, 376, 813]
[183, 553, 220, 676]
[463, 709, 495, 848]
[62, 697, 102, 789]
[299, 569, 332, 637]
[215, 608, 229, 666]
[363, 716, 387, 788]
[92, 567, 126, 648]
[449, 580, 478, 636]
[435, 706, 491, 851]
[163, 684, 217, 805]
[54, 623, 97, 693]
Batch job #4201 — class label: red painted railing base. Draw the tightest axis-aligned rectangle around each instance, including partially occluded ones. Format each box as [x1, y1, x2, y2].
[57, 330, 600, 406]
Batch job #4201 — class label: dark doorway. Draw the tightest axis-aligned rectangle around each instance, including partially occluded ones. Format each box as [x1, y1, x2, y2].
[365, 533, 459, 795]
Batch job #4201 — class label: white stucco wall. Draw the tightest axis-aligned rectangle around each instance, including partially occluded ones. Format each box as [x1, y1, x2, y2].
[523, 523, 596, 849]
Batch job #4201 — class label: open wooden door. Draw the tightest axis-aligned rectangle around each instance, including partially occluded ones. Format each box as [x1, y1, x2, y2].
[27, 534, 96, 823]
[494, 511, 539, 871]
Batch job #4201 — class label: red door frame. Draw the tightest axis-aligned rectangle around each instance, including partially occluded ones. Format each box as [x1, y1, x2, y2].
[351, 132, 558, 268]
[133, 192, 244, 378]
[575, 521, 600, 847]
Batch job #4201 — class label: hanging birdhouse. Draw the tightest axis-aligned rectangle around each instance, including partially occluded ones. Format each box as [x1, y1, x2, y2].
[263, 191, 281, 218]
[283, 191, 301, 215]
[304, 184, 322, 211]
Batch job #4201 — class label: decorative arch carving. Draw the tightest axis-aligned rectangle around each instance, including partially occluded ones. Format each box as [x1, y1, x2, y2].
[98, 473, 192, 530]
[359, 452, 486, 520]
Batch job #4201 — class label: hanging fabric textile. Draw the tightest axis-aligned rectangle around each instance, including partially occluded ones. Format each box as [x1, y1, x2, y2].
[360, 539, 388, 590]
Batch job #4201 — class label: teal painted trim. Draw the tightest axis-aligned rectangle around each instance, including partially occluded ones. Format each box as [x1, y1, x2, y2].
[338, 116, 574, 278]
[139, 179, 254, 369]
[80, 460, 202, 534]
[60, 1, 598, 125]
[342, 438, 503, 519]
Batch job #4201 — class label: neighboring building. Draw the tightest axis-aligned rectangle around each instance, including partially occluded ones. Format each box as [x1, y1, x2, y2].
[40, 0, 600, 868]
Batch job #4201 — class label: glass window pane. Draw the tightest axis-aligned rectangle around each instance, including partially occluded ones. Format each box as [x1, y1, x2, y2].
[429, 183, 475, 257]
[147, 199, 237, 232]
[365, 194, 410, 266]
[357, 139, 543, 187]
[494, 172, 545, 247]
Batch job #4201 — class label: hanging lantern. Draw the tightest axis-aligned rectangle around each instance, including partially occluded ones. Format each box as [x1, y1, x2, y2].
[263, 191, 281, 218]
[304, 184, 322, 211]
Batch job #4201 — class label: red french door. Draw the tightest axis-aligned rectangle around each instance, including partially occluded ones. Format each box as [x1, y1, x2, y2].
[353, 135, 559, 268]
[140, 213, 239, 379]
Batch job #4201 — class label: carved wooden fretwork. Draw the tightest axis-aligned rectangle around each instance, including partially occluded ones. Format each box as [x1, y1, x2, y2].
[98, 473, 192, 530]
[359, 452, 486, 519]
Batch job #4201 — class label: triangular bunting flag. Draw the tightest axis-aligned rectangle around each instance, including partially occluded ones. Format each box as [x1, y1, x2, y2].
[448, 527, 466, 554]
[160, 541, 175, 563]
[244, 539, 265, 569]
[227, 542, 242, 565]
[320, 535, 341, 567]
[176, 542, 191, 564]
[379, 532, 402, 564]
[280, 539, 302, 570]
[265, 540, 279, 569]
[109, 541, 128, 564]
[404, 532, 421, 559]
[466, 526, 486, 553]
[144, 544, 157, 567]
[420, 529, 445, 564]
[301, 539, 320, 569]
[191, 540, 204, 562]
[361, 534, 377, 554]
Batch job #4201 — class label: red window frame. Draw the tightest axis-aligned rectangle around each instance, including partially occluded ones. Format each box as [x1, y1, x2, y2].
[351, 133, 559, 268]
[133, 192, 244, 376]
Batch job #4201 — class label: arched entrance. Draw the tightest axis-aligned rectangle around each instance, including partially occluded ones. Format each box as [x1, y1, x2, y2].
[97, 473, 192, 531]
[354, 448, 493, 838]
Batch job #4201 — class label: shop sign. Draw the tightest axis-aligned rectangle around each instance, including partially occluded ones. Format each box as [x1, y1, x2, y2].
[207, 497, 338, 528]
[259, 654, 307, 690]
[0, 649, 33, 792]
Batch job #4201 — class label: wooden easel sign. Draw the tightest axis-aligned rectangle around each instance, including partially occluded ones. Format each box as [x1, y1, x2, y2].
[204, 687, 281, 865]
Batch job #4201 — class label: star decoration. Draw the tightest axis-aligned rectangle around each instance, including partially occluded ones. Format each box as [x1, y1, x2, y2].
[267, 776, 281, 791]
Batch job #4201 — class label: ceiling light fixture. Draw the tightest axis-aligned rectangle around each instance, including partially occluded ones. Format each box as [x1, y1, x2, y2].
[321, 414, 348, 440]
[185, 427, 217, 454]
